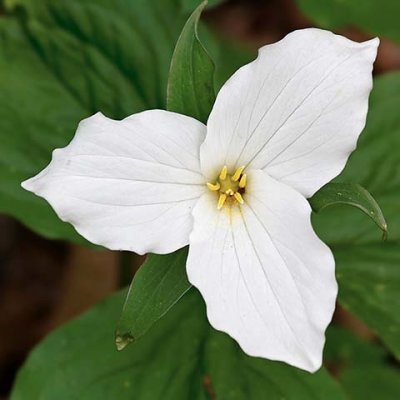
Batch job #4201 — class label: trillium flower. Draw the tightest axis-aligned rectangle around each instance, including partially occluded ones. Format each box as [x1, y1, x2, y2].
[22, 29, 378, 372]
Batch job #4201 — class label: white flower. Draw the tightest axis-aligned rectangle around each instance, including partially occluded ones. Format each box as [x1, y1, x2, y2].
[22, 29, 378, 372]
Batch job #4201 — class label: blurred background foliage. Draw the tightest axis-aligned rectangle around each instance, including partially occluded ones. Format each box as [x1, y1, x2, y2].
[0, 0, 399, 399]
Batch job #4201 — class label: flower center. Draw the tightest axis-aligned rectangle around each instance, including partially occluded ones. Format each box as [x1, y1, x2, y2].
[206, 165, 247, 209]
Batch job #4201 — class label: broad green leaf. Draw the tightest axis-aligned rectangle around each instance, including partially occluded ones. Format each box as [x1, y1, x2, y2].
[324, 326, 388, 367]
[336, 243, 400, 359]
[297, 0, 400, 43]
[0, 0, 248, 243]
[12, 290, 347, 400]
[341, 366, 400, 400]
[116, 248, 191, 350]
[310, 182, 387, 237]
[325, 326, 400, 400]
[0, 19, 87, 243]
[167, 1, 215, 123]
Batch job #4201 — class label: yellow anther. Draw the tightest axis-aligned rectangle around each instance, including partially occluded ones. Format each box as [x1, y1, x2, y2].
[217, 193, 227, 210]
[207, 182, 220, 191]
[219, 165, 228, 180]
[232, 166, 245, 182]
[239, 174, 247, 188]
[234, 192, 244, 204]
[207, 166, 248, 210]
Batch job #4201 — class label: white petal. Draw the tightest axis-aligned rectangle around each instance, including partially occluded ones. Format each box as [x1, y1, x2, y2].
[201, 28, 378, 197]
[22, 110, 206, 254]
[187, 169, 337, 372]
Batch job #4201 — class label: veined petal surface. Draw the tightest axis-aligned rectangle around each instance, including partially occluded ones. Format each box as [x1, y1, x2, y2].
[201, 28, 378, 197]
[187, 169, 337, 371]
[22, 111, 206, 254]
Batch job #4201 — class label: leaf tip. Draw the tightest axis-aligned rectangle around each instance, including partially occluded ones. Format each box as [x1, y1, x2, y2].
[381, 225, 389, 242]
[115, 333, 135, 351]
[200, 0, 208, 9]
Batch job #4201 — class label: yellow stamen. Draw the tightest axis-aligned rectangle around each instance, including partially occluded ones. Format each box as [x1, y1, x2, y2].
[219, 165, 228, 180]
[207, 182, 220, 191]
[232, 166, 245, 181]
[217, 193, 227, 210]
[239, 174, 247, 188]
[234, 192, 244, 204]
[207, 166, 248, 210]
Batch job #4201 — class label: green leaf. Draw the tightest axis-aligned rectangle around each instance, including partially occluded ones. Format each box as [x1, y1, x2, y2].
[325, 326, 400, 400]
[335, 243, 400, 360]
[0, 18, 88, 243]
[310, 182, 387, 237]
[324, 326, 389, 367]
[12, 290, 347, 400]
[0, 0, 247, 243]
[116, 248, 191, 350]
[341, 366, 400, 400]
[296, 0, 400, 44]
[167, 1, 215, 123]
